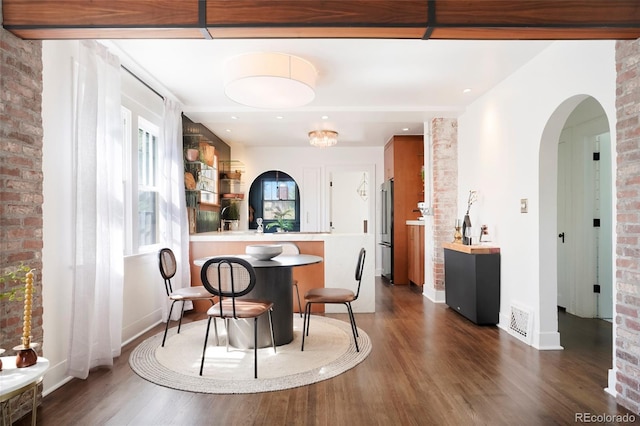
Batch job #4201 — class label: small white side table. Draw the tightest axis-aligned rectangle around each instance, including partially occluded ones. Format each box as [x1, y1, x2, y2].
[0, 356, 49, 426]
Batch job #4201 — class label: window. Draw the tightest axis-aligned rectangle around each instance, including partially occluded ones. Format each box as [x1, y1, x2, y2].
[263, 180, 297, 221]
[122, 105, 161, 254]
[136, 117, 160, 249]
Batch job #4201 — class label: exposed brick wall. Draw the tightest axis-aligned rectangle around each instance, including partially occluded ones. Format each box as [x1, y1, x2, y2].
[0, 27, 44, 350]
[430, 118, 458, 291]
[615, 39, 640, 415]
[0, 23, 44, 422]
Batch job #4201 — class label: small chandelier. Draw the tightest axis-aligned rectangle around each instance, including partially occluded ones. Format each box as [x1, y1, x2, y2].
[309, 130, 338, 148]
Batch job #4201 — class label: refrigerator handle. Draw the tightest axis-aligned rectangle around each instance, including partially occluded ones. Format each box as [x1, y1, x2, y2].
[381, 188, 387, 234]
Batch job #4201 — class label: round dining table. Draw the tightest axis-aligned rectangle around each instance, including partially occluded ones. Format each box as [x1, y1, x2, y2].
[194, 253, 322, 348]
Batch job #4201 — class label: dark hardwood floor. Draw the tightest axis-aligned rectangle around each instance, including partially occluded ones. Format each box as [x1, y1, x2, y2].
[16, 278, 635, 425]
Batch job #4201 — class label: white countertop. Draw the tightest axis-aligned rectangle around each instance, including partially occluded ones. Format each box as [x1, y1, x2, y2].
[190, 231, 360, 242]
[406, 220, 425, 226]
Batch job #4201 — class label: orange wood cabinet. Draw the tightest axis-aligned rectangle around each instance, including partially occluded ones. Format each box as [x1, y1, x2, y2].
[408, 224, 425, 286]
[384, 135, 424, 285]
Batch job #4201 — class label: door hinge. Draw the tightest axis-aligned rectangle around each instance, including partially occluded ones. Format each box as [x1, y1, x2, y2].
[593, 152, 600, 161]
[593, 219, 600, 227]
[593, 284, 601, 293]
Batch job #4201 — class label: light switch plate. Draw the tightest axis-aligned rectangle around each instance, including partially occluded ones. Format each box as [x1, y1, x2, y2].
[520, 198, 528, 213]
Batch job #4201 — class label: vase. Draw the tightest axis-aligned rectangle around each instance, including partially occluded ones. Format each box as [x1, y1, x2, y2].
[185, 148, 199, 162]
[462, 214, 472, 245]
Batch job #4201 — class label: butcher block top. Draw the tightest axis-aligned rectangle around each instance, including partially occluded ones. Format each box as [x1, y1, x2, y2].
[442, 242, 500, 254]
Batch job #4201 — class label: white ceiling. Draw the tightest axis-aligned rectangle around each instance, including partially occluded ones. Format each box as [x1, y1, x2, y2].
[110, 38, 552, 148]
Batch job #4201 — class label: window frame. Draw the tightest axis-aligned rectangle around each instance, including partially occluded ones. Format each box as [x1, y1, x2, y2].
[122, 106, 162, 255]
[136, 116, 160, 252]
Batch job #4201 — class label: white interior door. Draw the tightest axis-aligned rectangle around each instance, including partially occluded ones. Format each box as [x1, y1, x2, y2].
[557, 135, 570, 310]
[329, 170, 370, 234]
[594, 132, 613, 320]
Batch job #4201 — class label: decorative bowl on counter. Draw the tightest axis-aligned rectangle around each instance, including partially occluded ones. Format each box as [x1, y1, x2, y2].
[245, 244, 283, 260]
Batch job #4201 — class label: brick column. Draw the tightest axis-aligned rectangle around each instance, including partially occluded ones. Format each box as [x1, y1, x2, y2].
[615, 39, 640, 415]
[430, 118, 458, 292]
[0, 27, 44, 350]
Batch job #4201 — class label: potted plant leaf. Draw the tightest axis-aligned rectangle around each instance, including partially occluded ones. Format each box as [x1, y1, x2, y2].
[265, 206, 293, 232]
[0, 263, 31, 302]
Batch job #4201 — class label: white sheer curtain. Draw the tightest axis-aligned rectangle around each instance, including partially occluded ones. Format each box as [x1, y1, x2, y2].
[160, 98, 191, 321]
[67, 41, 124, 379]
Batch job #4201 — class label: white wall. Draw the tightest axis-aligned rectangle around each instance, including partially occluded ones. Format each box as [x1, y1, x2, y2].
[457, 40, 616, 349]
[41, 40, 165, 394]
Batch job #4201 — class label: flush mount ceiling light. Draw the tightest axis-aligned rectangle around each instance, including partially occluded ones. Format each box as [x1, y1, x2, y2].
[309, 130, 338, 148]
[224, 52, 317, 109]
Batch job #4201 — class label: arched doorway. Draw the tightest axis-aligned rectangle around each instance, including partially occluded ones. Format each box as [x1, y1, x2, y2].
[247, 170, 301, 232]
[539, 95, 613, 347]
[556, 98, 612, 320]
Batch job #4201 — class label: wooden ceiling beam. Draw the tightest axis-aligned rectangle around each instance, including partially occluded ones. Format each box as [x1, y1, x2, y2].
[2, 0, 639, 40]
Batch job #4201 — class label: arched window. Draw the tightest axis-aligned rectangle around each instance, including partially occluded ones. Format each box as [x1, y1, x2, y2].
[248, 170, 300, 232]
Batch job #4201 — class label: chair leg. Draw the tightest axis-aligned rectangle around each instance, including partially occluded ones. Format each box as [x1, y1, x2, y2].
[305, 303, 312, 336]
[162, 300, 177, 347]
[212, 318, 220, 346]
[293, 282, 303, 318]
[209, 300, 219, 345]
[225, 319, 230, 352]
[177, 301, 186, 333]
[301, 302, 311, 351]
[254, 317, 258, 379]
[199, 317, 213, 376]
[267, 309, 276, 353]
[345, 303, 360, 352]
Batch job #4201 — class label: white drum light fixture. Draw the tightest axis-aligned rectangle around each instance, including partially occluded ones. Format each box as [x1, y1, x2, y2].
[309, 130, 338, 148]
[224, 52, 317, 109]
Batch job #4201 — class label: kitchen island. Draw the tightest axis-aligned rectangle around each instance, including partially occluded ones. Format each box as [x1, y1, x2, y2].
[190, 232, 376, 314]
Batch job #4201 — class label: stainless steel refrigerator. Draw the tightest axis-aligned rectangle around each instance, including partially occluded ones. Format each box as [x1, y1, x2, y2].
[380, 180, 393, 282]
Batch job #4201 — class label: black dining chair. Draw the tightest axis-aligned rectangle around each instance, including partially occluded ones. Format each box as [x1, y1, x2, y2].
[301, 248, 366, 352]
[199, 256, 276, 378]
[158, 247, 218, 347]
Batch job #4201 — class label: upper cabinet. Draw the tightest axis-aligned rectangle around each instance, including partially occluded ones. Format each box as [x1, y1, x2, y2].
[384, 142, 394, 180]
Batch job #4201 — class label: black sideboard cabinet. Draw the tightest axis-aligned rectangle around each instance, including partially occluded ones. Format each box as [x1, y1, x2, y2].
[443, 243, 500, 325]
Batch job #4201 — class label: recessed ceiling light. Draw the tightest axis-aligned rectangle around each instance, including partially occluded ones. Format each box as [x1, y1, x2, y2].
[231, 116, 238, 120]
[402, 127, 410, 132]
[321, 115, 329, 120]
[225, 129, 231, 132]
[463, 88, 472, 93]
[276, 115, 284, 120]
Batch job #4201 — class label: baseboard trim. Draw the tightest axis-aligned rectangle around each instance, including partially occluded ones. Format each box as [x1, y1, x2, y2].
[605, 368, 617, 397]
[423, 287, 445, 303]
[534, 331, 564, 351]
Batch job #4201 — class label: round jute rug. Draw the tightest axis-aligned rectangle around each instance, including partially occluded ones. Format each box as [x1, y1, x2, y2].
[129, 315, 371, 394]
